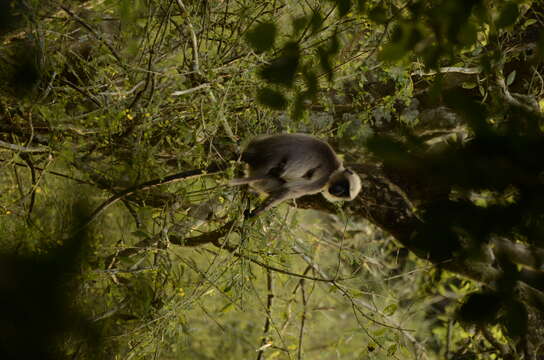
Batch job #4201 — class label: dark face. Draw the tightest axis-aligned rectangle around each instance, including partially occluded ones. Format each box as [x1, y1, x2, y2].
[328, 178, 350, 198]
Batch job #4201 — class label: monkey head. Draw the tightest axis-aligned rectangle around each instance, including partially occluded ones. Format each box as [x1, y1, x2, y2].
[322, 168, 361, 202]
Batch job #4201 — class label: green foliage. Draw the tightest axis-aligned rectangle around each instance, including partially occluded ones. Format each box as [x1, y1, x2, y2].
[496, 2, 519, 28]
[246, 22, 277, 53]
[458, 292, 503, 324]
[335, 0, 352, 17]
[0, 198, 103, 359]
[257, 87, 288, 109]
[259, 42, 301, 87]
[1, 0, 544, 359]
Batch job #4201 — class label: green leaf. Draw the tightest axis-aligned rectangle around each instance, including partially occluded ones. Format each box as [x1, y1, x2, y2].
[257, 87, 288, 109]
[383, 303, 398, 316]
[523, 18, 537, 28]
[310, 12, 323, 33]
[457, 292, 502, 324]
[131, 230, 151, 238]
[292, 16, 307, 35]
[258, 42, 300, 86]
[379, 43, 405, 62]
[502, 300, 528, 337]
[318, 46, 333, 79]
[355, 0, 366, 13]
[302, 68, 318, 96]
[291, 93, 306, 120]
[245, 22, 277, 53]
[496, 2, 519, 28]
[336, 0, 351, 17]
[387, 344, 397, 356]
[506, 70, 516, 86]
[369, 5, 387, 24]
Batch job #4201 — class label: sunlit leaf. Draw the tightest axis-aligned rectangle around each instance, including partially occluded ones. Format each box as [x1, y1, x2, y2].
[506, 70, 516, 86]
[387, 344, 397, 356]
[383, 303, 397, 316]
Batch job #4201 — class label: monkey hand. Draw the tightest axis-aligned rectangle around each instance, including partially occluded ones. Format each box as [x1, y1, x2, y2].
[244, 209, 256, 219]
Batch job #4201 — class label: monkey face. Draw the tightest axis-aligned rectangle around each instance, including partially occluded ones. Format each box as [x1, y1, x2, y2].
[323, 168, 361, 202]
[329, 178, 350, 198]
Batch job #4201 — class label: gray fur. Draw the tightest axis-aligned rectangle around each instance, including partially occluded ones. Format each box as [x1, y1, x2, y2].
[230, 134, 362, 217]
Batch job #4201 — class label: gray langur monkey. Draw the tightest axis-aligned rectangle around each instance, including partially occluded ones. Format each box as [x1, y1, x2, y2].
[230, 133, 362, 217]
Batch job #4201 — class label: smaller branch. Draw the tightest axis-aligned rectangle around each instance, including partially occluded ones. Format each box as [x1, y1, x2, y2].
[173, 0, 236, 143]
[171, 83, 210, 96]
[100, 81, 145, 96]
[297, 278, 307, 360]
[412, 66, 482, 76]
[20, 154, 36, 221]
[92, 301, 128, 322]
[169, 220, 236, 247]
[100, 266, 155, 274]
[58, 78, 102, 108]
[104, 236, 160, 270]
[122, 199, 142, 229]
[207, 89, 238, 143]
[494, 73, 541, 116]
[79, 164, 226, 231]
[175, 0, 200, 73]
[128, 47, 154, 109]
[163, 220, 350, 282]
[0, 159, 93, 185]
[256, 269, 274, 360]
[0, 140, 49, 153]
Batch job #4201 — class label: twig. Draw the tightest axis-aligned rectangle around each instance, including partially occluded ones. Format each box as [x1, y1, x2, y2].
[173, 0, 236, 143]
[100, 81, 145, 96]
[207, 88, 237, 143]
[20, 154, 36, 221]
[169, 220, 236, 247]
[297, 276, 307, 360]
[60, 5, 123, 65]
[58, 78, 102, 108]
[183, 227, 349, 282]
[0, 159, 94, 185]
[256, 268, 274, 360]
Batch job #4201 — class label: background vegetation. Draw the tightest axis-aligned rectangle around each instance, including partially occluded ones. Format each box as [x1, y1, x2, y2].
[1, 0, 544, 359]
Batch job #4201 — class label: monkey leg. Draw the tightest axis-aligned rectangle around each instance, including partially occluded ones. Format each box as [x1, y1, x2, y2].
[246, 189, 291, 218]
